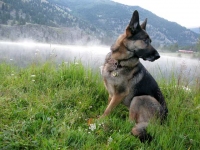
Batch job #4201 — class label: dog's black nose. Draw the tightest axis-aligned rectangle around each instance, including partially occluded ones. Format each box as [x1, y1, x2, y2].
[154, 52, 160, 60]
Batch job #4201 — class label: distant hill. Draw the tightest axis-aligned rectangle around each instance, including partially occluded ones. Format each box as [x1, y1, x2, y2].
[189, 27, 200, 34]
[0, 0, 199, 47]
[0, 0, 103, 44]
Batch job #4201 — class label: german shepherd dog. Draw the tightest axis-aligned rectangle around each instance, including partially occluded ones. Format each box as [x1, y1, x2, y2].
[101, 10, 168, 142]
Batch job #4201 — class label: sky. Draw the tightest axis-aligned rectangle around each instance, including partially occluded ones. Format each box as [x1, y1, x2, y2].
[112, 0, 200, 28]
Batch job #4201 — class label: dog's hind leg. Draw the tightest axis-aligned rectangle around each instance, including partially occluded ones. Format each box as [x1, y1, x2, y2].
[129, 96, 163, 142]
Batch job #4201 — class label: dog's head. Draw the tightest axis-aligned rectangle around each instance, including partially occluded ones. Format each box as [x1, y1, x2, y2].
[111, 10, 160, 62]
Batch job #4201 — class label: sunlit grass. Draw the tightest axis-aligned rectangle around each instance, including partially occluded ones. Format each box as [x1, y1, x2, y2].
[0, 61, 200, 149]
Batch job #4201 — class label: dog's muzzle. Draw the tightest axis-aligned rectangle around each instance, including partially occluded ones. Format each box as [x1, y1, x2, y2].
[154, 52, 160, 60]
[143, 51, 160, 62]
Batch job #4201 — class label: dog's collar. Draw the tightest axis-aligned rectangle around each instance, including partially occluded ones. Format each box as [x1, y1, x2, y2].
[110, 55, 136, 70]
[108, 50, 136, 71]
[108, 59, 121, 70]
[108, 55, 138, 77]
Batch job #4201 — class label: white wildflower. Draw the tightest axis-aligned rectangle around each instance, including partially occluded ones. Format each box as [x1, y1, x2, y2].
[89, 123, 96, 131]
[182, 86, 191, 92]
[31, 75, 36, 77]
[98, 122, 104, 127]
[107, 136, 113, 144]
[75, 62, 79, 65]
[47, 117, 51, 121]
[32, 80, 35, 82]
[11, 74, 14, 76]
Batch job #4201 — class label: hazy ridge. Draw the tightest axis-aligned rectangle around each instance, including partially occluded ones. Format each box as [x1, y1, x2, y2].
[0, 0, 199, 46]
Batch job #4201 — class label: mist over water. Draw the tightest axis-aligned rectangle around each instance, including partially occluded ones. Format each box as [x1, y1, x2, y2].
[0, 41, 109, 68]
[0, 41, 200, 85]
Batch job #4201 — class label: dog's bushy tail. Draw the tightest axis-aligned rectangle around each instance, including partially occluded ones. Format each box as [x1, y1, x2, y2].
[131, 122, 153, 143]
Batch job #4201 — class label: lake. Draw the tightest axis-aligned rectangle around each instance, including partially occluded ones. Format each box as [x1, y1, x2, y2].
[0, 41, 200, 86]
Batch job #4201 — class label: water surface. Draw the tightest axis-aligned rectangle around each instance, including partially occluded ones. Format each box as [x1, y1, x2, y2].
[0, 41, 199, 85]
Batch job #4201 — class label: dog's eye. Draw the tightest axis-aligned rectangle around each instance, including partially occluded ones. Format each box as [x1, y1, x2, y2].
[143, 38, 152, 44]
[143, 39, 149, 44]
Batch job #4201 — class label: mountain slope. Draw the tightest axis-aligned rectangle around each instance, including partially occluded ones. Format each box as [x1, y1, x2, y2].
[50, 0, 198, 46]
[0, 0, 104, 44]
[0, 0, 198, 46]
[189, 27, 199, 34]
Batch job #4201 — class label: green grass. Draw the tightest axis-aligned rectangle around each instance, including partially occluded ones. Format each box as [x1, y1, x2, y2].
[0, 61, 200, 150]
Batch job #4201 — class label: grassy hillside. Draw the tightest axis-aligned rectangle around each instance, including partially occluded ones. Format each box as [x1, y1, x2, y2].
[0, 61, 200, 149]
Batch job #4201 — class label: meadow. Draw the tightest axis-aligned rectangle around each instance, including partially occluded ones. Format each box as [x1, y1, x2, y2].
[0, 59, 200, 150]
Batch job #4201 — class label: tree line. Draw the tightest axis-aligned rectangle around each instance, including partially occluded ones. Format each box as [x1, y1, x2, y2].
[0, 0, 75, 26]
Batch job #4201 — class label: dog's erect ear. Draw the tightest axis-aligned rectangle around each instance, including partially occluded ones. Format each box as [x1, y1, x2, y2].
[129, 10, 141, 32]
[126, 26, 132, 38]
[141, 18, 147, 30]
